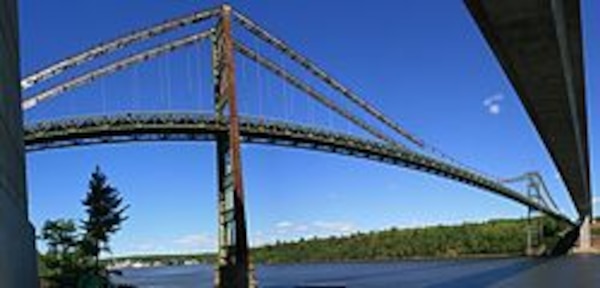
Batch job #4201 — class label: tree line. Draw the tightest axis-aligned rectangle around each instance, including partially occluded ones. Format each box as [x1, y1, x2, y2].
[108, 217, 568, 266]
[251, 217, 568, 263]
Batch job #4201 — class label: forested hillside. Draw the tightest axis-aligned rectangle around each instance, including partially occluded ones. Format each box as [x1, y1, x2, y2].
[251, 217, 567, 263]
[107, 217, 568, 266]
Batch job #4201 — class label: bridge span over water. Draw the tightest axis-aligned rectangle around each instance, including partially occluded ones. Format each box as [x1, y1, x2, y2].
[23, 112, 572, 223]
[0, 0, 590, 287]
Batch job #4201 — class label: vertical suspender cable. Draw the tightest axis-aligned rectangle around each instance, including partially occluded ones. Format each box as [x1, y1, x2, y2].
[234, 42, 401, 146]
[101, 78, 106, 114]
[233, 10, 423, 147]
[239, 50, 248, 115]
[197, 42, 204, 111]
[254, 37, 263, 118]
[281, 54, 290, 121]
[133, 64, 139, 111]
[186, 46, 193, 110]
[232, 10, 503, 180]
[166, 53, 172, 110]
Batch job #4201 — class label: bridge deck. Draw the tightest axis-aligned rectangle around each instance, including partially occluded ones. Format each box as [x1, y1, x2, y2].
[23, 112, 574, 225]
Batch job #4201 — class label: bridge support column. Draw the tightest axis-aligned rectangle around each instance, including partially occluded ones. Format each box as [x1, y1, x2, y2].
[578, 215, 591, 251]
[212, 5, 252, 287]
[0, 0, 39, 286]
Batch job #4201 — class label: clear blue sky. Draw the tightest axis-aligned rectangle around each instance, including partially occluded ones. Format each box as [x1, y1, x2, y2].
[19, 0, 598, 256]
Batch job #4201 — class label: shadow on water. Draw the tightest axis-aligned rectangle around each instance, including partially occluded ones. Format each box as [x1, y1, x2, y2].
[425, 258, 551, 288]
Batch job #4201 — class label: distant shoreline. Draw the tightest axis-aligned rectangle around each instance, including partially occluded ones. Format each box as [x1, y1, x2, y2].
[106, 217, 573, 269]
[106, 248, 527, 269]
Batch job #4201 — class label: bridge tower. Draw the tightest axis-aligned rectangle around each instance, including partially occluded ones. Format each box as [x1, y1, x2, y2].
[525, 178, 544, 256]
[502, 172, 553, 255]
[211, 5, 252, 287]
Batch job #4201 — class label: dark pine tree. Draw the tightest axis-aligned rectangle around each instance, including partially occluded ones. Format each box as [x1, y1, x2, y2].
[81, 166, 129, 273]
[40, 219, 81, 287]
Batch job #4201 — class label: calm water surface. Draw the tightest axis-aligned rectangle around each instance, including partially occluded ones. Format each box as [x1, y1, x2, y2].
[111, 254, 600, 287]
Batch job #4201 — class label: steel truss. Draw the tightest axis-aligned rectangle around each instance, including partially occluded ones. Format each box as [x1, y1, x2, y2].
[24, 112, 574, 226]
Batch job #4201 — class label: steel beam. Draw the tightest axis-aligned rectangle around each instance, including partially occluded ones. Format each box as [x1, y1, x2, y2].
[212, 5, 250, 287]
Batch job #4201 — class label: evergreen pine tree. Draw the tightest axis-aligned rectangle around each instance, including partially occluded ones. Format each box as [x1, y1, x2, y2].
[81, 166, 129, 273]
[39, 219, 82, 287]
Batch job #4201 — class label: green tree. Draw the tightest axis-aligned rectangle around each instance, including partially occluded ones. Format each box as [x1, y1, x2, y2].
[41, 219, 79, 254]
[39, 219, 85, 287]
[81, 166, 129, 274]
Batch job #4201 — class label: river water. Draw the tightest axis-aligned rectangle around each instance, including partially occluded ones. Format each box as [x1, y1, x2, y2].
[110, 254, 600, 287]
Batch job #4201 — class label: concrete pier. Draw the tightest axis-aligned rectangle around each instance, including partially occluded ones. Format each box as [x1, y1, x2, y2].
[578, 216, 592, 251]
[0, 0, 39, 286]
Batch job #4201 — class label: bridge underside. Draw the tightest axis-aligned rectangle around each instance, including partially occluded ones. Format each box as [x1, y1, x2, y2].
[465, 0, 590, 217]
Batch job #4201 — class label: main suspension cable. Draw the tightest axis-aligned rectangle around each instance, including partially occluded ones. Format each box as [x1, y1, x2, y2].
[22, 30, 213, 111]
[22, 8, 219, 90]
[233, 10, 424, 148]
[234, 41, 402, 147]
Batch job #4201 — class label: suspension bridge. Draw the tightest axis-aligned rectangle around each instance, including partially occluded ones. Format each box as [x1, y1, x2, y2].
[8, 2, 589, 287]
